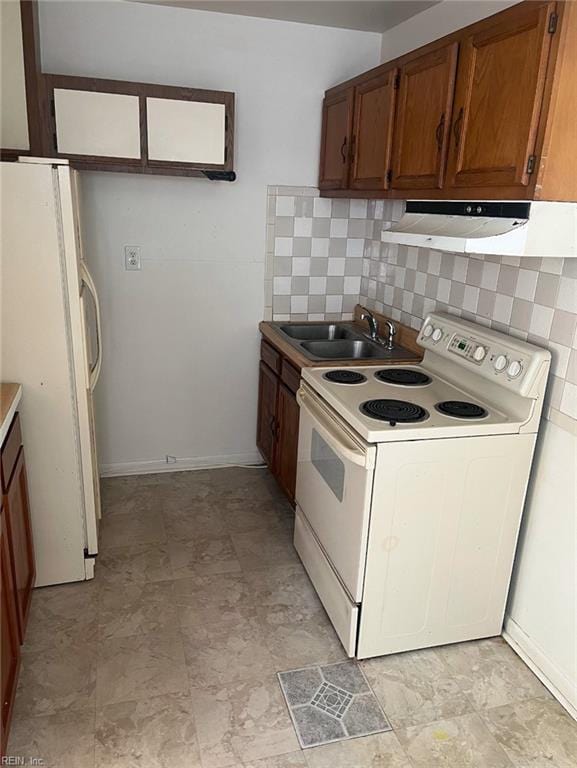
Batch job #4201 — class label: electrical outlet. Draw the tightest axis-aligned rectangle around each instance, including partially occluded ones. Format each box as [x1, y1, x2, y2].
[124, 245, 141, 271]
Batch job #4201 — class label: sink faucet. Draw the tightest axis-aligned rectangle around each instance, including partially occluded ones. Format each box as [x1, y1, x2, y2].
[360, 307, 396, 350]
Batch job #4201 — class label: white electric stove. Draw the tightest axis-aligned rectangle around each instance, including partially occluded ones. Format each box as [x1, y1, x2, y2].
[293, 312, 551, 659]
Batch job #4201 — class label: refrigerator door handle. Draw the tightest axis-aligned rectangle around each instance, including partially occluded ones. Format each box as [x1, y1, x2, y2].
[80, 262, 102, 391]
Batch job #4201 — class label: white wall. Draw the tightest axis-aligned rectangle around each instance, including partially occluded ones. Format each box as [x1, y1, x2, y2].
[39, 0, 381, 473]
[380, 0, 520, 61]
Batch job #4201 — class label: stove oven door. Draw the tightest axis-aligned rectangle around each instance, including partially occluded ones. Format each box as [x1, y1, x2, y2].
[295, 384, 376, 602]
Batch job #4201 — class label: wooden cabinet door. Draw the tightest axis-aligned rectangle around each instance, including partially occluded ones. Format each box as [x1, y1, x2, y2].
[350, 69, 397, 190]
[319, 89, 354, 190]
[275, 383, 300, 504]
[445, 2, 555, 191]
[256, 361, 279, 470]
[1, 507, 20, 757]
[4, 452, 35, 641]
[390, 42, 458, 191]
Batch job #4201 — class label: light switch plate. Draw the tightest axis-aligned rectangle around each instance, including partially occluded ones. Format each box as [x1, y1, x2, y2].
[124, 245, 141, 271]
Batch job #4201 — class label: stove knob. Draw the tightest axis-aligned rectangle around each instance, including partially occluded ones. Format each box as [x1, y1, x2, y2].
[507, 360, 523, 379]
[431, 328, 443, 342]
[494, 354, 508, 372]
[423, 324, 434, 338]
[473, 345, 487, 362]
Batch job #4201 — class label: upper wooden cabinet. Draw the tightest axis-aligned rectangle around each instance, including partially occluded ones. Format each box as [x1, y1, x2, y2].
[319, 89, 354, 190]
[319, 1, 577, 202]
[390, 44, 458, 191]
[350, 69, 397, 191]
[444, 1, 555, 192]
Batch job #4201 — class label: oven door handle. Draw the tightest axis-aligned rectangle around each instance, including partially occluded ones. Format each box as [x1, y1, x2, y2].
[297, 388, 371, 469]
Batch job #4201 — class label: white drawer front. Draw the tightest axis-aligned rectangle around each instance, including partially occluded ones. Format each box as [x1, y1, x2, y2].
[294, 507, 358, 657]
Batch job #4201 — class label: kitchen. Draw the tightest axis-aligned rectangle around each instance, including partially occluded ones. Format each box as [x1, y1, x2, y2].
[1, 0, 576, 765]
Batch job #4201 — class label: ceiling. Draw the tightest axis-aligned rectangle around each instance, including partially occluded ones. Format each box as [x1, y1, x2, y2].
[134, 1, 441, 33]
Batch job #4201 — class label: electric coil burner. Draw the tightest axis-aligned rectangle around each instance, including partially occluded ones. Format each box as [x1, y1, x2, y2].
[324, 370, 367, 385]
[360, 399, 429, 426]
[375, 369, 432, 386]
[436, 401, 488, 419]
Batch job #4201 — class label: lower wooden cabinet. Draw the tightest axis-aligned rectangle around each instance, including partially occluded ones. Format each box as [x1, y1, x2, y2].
[1, 506, 20, 757]
[0, 410, 35, 757]
[256, 340, 301, 504]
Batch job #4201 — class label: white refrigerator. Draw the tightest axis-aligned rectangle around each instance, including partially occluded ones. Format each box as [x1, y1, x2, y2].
[1, 158, 102, 586]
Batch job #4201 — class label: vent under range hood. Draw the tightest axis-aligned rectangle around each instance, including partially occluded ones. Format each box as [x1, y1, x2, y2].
[381, 200, 577, 258]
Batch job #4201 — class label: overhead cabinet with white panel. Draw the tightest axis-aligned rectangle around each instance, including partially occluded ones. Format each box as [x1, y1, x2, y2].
[43, 74, 235, 179]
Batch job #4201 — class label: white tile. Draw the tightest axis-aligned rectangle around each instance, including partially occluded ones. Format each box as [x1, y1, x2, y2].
[344, 276, 361, 294]
[463, 285, 480, 313]
[429, 252, 442, 275]
[349, 199, 368, 218]
[374, 200, 384, 219]
[294, 217, 313, 237]
[273, 276, 291, 295]
[529, 304, 554, 338]
[309, 277, 327, 295]
[290, 295, 308, 313]
[540, 257, 564, 275]
[437, 278, 451, 303]
[326, 295, 343, 313]
[311, 238, 329, 258]
[292, 257, 311, 276]
[480, 262, 500, 291]
[548, 340, 571, 379]
[560, 380, 577, 420]
[515, 269, 538, 301]
[275, 196, 295, 216]
[274, 314, 290, 321]
[493, 294, 514, 325]
[346, 238, 364, 258]
[274, 237, 293, 257]
[393, 266, 406, 288]
[414, 272, 427, 296]
[556, 277, 577, 314]
[308, 313, 325, 321]
[329, 219, 348, 238]
[328, 258, 345, 276]
[313, 198, 332, 218]
[452, 255, 468, 283]
[384, 284, 394, 305]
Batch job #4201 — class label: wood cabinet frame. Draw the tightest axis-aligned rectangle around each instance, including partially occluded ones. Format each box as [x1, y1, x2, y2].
[43, 74, 235, 177]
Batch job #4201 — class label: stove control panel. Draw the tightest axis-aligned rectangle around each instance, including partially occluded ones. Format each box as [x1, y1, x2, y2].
[418, 312, 551, 399]
[448, 334, 487, 365]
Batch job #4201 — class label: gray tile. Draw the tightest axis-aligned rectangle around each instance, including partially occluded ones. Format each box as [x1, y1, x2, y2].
[98, 580, 179, 641]
[331, 200, 350, 219]
[310, 258, 328, 277]
[274, 257, 293, 276]
[304, 731, 411, 768]
[550, 308, 577, 346]
[8, 708, 96, 768]
[273, 295, 291, 314]
[96, 542, 173, 588]
[449, 281, 466, 309]
[293, 238, 312, 258]
[510, 298, 533, 331]
[245, 754, 308, 768]
[95, 692, 201, 768]
[168, 534, 241, 578]
[466, 259, 484, 287]
[291, 276, 310, 294]
[534, 272, 560, 308]
[347, 219, 368, 238]
[397, 712, 513, 768]
[326, 277, 344, 295]
[308, 295, 326, 313]
[278, 662, 391, 750]
[296, 197, 314, 218]
[440, 253, 454, 279]
[312, 219, 331, 238]
[328, 239, 346, 258]
[275, 217, 295, 237]
[481, 696, 577, 768]
[477, 288, 496, 319]
[99, 509, 166, 549]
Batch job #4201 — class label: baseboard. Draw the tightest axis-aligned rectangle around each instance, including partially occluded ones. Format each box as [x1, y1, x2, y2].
[99, 451, 264, 478]
[503, 616, 577, 721]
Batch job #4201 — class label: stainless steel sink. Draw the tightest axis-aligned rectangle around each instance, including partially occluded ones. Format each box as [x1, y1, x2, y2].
[278, 323, 356, 341]
[301, 339, 395, 359]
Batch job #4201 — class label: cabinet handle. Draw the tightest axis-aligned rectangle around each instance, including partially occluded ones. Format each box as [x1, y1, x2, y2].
[453, 107, 464, 148]
[340, 137, 348, 163]
[435, 113, 445, 152]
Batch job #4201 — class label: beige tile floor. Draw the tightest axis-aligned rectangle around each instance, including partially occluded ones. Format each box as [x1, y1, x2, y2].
[8, 467, 577, 767]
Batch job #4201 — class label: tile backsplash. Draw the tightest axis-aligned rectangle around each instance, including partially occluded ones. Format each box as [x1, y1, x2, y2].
[264, 186, 577, 433]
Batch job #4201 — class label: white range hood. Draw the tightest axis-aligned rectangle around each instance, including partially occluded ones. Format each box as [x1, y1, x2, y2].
[381, 201, 577, 258]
